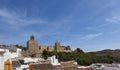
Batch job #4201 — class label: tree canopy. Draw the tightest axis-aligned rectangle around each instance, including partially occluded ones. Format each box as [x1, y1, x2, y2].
[42, 49, 114, 66]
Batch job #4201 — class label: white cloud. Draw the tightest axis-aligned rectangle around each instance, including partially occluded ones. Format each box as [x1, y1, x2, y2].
[62, 33, 103, 48]
[0, 9, 47, 27]
[106, 16, 120, 23]
[111, 29, 120, 34]
[81, 33, 103, 40]
[105, 0, 120, 24]
[0, 9, 15, 19]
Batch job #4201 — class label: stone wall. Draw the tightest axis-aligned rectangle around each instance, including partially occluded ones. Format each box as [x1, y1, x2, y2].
[27, 35, 72, 54]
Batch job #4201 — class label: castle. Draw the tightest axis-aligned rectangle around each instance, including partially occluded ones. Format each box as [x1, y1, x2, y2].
[26, 35, 71, 54]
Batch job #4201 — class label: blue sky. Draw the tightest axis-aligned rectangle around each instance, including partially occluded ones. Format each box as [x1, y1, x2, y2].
[0, 0, 120, 52]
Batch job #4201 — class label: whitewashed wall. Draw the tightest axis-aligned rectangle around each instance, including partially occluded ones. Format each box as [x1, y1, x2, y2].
[0, 48, 22, 70]
[104, 67, 120, 70]
[0, 56, 4, 70]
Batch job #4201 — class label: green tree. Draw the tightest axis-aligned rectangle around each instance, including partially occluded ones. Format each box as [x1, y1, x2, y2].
[42, 50, 115, 66]
[76, 48, 84, 53]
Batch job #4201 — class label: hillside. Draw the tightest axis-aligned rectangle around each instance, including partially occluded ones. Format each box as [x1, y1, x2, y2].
[89, 49, 120, 62]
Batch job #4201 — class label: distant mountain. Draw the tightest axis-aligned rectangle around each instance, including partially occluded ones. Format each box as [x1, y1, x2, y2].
[89, 49, 120, 62]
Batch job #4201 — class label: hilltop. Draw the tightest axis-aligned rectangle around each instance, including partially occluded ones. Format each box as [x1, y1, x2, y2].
[89, 49, 120, 62]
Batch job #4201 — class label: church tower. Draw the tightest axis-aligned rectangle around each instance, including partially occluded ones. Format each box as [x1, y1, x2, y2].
[27, 35, 39, 53]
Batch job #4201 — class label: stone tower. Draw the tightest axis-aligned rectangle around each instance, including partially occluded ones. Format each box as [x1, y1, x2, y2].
[30, 35, 34, 40]
[55, 42, 60, 52]
[27, 35, 39, 53]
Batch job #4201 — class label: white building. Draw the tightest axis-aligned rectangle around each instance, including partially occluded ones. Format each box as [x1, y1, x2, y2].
[15, 65, 29, 70]
[47, 55, 60, 65]
[0, 48, 22, 70]
[24, 57, 40, 63]
[104, 67, 120, 70]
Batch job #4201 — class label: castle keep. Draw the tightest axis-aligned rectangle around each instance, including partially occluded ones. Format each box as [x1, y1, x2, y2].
[27, 35, 39, 53]
[27, 35, 71, 54]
